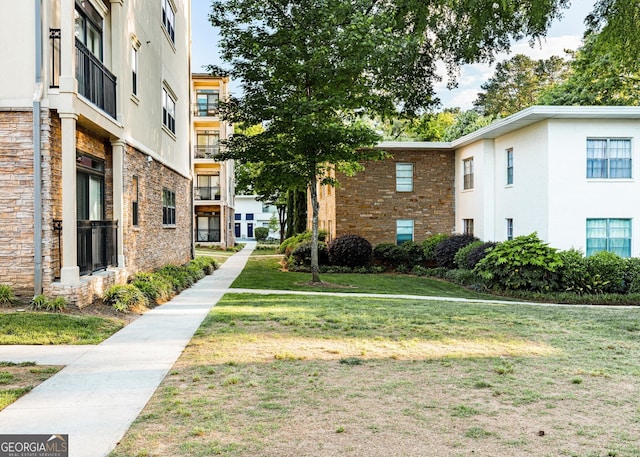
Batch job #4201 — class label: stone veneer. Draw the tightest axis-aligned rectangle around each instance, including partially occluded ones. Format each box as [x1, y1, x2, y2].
[0, 108, 192, 307]
[317, 149, 455, 246]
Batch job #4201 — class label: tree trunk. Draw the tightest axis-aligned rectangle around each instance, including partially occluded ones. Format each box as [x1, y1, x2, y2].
[309, 177, 321, 283]
[285, 190, 294, 239]
[278, 205, 287, 244]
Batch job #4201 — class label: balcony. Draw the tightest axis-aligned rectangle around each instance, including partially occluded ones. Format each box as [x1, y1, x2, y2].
[193, 103, 219, 117]
[77, 220, 118, 276]
[195, 229, 221, 243]
[194, 145, 220, 160]
[194, 187, 221, 201]
[75, 39, 117, 118]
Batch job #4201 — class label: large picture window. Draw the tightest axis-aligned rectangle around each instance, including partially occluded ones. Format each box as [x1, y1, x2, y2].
[76, 154, 104, 221]
[586, 218, 631, 258]
[195, 90, 219, 116]
[75, 0, 103, 59]
[587, 138, 632, 179]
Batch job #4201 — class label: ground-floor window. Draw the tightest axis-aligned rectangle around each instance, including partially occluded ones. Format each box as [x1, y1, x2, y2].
[506, 218, 513, 241]
[586, 218, 631, 258]
[162, 188, 176, 226]
[463, 218, 474, 236]
[196, 214, 220, 242]
[396, 219, 414, 245]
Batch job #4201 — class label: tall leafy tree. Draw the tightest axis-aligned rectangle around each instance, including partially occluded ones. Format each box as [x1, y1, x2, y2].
[474, 54, 570, 117]
[538, 0, 640, 106]
[210, 0, 568, 282]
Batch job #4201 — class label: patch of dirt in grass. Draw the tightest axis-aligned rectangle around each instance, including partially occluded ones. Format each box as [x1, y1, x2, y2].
[112, 321, 640, 457]
[0, 300, 143, 325]
[0, 363, 62, 411]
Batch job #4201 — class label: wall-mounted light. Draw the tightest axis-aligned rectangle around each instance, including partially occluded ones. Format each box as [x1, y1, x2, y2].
[147, 156, 153, 163]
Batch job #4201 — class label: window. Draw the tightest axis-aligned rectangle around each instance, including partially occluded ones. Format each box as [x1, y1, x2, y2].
[162, 188, 176, 226]
[131, 46, 138, 96]
[586, 218, 631, 258]
[587, 138, 632, 179]
[506, 218, 513, 241]
[75, 0, 103, 59]
[235, 213, 241, 221]
[463, 158, 474, 190]
[162, 88, 176, 134]
[76, 154, 104, 221]
[506, 149, 513, 185]
[246, 213, 254, 221]
[132, 176, 139, 226]
[463, 219, 474, 236]
[195, 174, 220, 200]
[162, 0, 175, 43]
[396, 220, 414, 245]
[396, 163, 413, 192]
[195, 90, 219, 116]
[195, 130, 220, 158]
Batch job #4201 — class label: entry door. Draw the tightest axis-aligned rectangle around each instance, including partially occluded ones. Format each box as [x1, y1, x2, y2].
[247, 223, 254, 238]
[234, 223, 241, 238]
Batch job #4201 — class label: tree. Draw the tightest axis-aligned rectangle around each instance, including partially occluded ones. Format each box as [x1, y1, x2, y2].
[538, 1, 640, 106]
[474, 54, 570, 117]
[210, 0, 569, 283]
[443, 110, 495, 141]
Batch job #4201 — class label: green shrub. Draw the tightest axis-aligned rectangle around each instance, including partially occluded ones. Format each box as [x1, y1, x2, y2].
[454, 240, 483, 270]
[130, 272, 173, 304]
[585, 251, 627, 294]
[475, 233, 562, 292]
[328, 234, 372, 267]
[423, 234, 449, 263]
[290, 241, 329, 267]
[373, 243, 402, 268]
[399, 241, 426, 267]
[30, 294, 49, 310]
[103, 284, 148, 313]
[190, 257, 218, 275]
[434, 234, 479, 269]
[558, 249, 591, 294]
[156, 265, 195, 292]
[254, 227, 269, 242]
[625, 257, 640, 294]
[466, 242, 497, 269]
[46, 297, 68, 312]
[444, 268, 485, 287]
[0, 285, 16, 306]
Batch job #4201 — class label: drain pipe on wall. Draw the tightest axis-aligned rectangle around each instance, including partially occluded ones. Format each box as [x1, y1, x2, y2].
[33, 0, 44, 296]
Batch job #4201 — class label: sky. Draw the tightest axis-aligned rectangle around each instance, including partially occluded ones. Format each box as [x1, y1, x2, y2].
[191, 0, 598, 110]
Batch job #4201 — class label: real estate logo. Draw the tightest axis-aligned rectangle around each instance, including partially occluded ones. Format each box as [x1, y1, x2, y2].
[0, 435, 68, 457]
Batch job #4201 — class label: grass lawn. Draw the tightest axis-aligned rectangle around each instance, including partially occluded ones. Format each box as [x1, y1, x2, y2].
[0, 362, 62, 410]
[0, 312, 123, 345]
[111, 293, 640, 457]
[195, 248, 237, 265]
[231, 255, 501, 300]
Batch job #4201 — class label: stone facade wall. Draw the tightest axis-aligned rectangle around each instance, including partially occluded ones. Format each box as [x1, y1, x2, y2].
[0, 110, 35, 295]
[122, 146, 192, 274]
[324, 149, 455, 246]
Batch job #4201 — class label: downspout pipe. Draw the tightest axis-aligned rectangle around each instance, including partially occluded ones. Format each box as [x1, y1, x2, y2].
[33, 0, 43, 295]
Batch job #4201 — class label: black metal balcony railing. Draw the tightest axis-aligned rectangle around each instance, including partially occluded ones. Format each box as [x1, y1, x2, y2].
[49, 29, 61, 88]
[75, 39, 117, 119]
[196, 229, 221, 243]
[194, 187, 221, 201]
[194, 145, 220, 159]
[193, 103, 219, 117]
[77, 220, 118, 276]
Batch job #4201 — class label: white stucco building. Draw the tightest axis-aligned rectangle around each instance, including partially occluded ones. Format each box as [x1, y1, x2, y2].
[234, 194, 280, 240]
[454, 106, 640, 257]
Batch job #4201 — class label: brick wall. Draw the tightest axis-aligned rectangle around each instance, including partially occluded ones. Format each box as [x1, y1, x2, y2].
[122, 146, 192, 274]
[0, 110, 36, 295]
[321, 149, 455, 246]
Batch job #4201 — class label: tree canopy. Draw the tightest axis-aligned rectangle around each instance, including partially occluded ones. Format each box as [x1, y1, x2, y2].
[210, 0, 569, 281]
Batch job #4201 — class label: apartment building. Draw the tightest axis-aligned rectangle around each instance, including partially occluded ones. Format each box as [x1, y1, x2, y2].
[192, 73, 234, 248]
[317, 106, 640, 257]
[0, 0, 192, 304]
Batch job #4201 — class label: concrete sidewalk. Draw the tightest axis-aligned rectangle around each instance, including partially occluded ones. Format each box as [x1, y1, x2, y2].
[0, 242, 255, 457]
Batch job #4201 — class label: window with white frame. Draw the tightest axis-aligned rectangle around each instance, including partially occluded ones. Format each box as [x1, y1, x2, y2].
[506, 218, 513, 241]
[396, 219, 414, 245]
[162, 87, 176, 134]
[75, 1, 103, 60]
[586, 218, 631, 258]
[162, 0, 175, 43]
[396, 163, 413, 192]
[506, 148, 513, 185]
[162, 188, 176, 226]
[586, 138, 632, 179]
[463, 219, 474, 236]
[463, 157, 474, 190]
